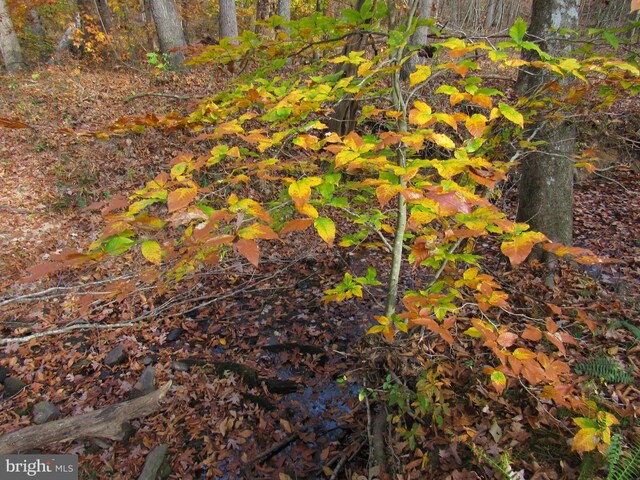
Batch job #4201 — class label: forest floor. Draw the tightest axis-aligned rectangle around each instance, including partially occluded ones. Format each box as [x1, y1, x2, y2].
[0, 64, 639, 479]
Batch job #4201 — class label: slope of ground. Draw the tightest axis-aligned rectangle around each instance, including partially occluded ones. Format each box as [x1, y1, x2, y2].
[0, 65, 638, 479]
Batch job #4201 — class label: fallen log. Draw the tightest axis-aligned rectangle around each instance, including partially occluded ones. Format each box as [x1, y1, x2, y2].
[0, 381, 171, 454]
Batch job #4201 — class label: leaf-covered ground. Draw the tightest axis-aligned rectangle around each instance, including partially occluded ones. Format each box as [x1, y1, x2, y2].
[1, 65, 639, 479]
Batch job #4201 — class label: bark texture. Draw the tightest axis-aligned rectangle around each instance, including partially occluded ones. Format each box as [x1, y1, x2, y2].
[149, 0, 187, 66]
[516, 0, 579, 257]
[0, 382, 171, 454]
[326, 0, 368, 135]
[219, 0, 239, 41]
[0, 0, 25, 73]
[401, 0, 434, 80]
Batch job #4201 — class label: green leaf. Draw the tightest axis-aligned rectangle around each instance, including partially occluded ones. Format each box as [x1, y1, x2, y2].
[104, 236, 135, 256]
[509, 17, 527, 44]
[498, 102, 524, 128]
[314, 217, 336, 246]
[603, 31, 619, 50]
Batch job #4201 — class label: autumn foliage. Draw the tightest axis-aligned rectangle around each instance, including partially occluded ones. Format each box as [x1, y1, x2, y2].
[5, 3, 640, 478]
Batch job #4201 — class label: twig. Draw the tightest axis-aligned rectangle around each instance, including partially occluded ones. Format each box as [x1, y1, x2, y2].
[329, 454, 348, 480]
[0, 322, 137, 345]
[241, 432, 299, 478]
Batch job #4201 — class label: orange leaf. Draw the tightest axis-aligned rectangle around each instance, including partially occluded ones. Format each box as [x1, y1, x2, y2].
[546, 317, 558, 333]
[235, 238, 259, 267]
[21, 261, 64, 282]
[167, 187, 197, 213]
[0, 117, 30, 128]
[280, 218, 313, 235]
[500, 231, 547, 266]
[522, 325, 542, 342]
[376, 184, 404, 208]
[465, 114, 487, 138]
[288, 181, 312, 208]
[497, 331, 518, 347]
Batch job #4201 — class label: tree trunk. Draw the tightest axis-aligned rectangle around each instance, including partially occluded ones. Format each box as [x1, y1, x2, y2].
[149, 0, 187, 66]
[219, 0, 239, 41]
[0, 0, 25, 73]
[256, 0, 277, 36]
[49, 14, 81, 64]
[29, 9, 49, 62]
[401, 0, 434, 79]
[515, 0, 579, 266]
[326, 0, 368, 135]
[95, 0, 115, 33]
[278, 0, 291, 31]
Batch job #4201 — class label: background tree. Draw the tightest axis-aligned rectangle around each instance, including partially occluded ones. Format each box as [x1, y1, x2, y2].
[516, 0, 580, 269]
[149, 0, 187, 66]
[0, 0, 25, 73]
[219, 0, 239, 40]
[278, 0, 291, 29]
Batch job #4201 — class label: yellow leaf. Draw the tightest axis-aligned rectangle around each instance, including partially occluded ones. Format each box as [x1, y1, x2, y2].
[409, 65, 432, 86]
[464, 327, 483, 338]
[430, 133, 456, 149]
[237, 223, 279, 240]
[314, 217, 335, 246]
[512, 348, 536, 360]
[298, 202, 319, 219]
[572, 428, 599, 453]
[288, 181, 311, 208]
[141, 240, 162, 265]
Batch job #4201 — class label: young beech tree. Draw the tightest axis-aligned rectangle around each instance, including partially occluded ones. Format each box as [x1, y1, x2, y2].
[0, 0, 25, 73]
[149, 0, 187, 66]
[515, 0, 579, 266]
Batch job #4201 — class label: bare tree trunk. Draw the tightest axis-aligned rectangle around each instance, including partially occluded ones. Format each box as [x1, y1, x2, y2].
[49, 14, 80, 64]
[29, 9, 49, 62]
[0, 0, 25, 73]
[256, 0, 277, 36]
[278, 0, 291, 27]
[401, 0, 434, 79]
[95, 0, 114, 33]
[516, 0, 579, 269]
[326, 0, 368, 135]
[149, 0, 187, 66]
[219, 0, 239, 41]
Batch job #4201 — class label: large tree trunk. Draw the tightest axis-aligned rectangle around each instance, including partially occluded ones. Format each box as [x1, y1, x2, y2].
[515, 0, 579, 266]
[0, 0, 25, 73]
[219, 0, 239, 41]
[149, 0, 187, 66]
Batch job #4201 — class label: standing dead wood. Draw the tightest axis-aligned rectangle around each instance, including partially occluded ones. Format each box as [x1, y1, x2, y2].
[0, 381, 171, 454]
